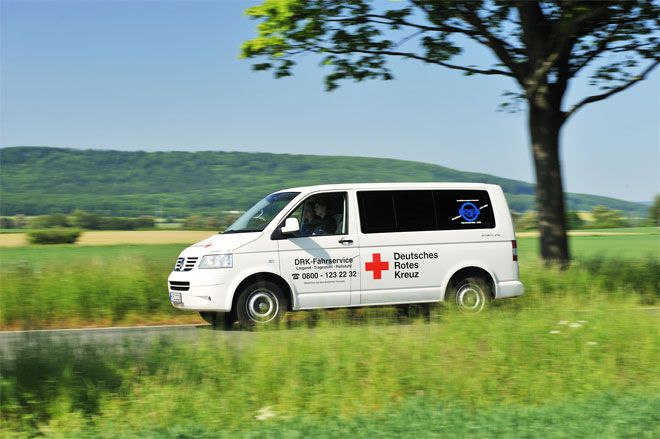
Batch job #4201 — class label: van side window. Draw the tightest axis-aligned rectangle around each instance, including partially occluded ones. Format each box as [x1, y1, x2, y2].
[358, 189, 496, 233]
[357, 192, 397, 233]
[394, 191, 437, 232]
[435, 190, 496, 229]
[358, 190, 436, 233]
[286, 192, 347, 237]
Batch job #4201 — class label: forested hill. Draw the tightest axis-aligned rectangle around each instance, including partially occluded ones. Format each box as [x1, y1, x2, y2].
[0, 147, 647, 217]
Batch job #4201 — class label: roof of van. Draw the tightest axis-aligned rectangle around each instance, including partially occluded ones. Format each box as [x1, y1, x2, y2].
[277, 182, 502, 193]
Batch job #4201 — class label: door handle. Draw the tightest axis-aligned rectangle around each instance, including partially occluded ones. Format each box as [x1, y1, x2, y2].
[339, 238, 353, 245]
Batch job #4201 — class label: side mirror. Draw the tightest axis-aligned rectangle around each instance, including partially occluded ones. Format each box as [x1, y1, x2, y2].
[280, 217, 300, 235]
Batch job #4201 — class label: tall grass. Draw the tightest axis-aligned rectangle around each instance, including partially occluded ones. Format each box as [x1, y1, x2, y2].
[1, 297, 658, 437]
[1, 239, 658, 436]
[0, 250, 657, 328]
[0, 254, 180, 328]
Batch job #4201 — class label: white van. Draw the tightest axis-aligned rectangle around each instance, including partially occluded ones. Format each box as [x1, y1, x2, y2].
[168, 183, 523, 327]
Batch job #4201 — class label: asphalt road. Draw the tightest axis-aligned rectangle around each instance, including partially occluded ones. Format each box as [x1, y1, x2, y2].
[0, 324, 252, 358]
[2, 307, 657, 357]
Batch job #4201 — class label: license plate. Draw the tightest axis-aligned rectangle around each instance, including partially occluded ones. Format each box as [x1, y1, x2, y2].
[170, 292, 182, 304]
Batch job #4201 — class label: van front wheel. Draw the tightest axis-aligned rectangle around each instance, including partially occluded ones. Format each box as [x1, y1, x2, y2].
[199, 312, 234, 329]
[235, 280, 287, 327]
[448, 277, 491, 314]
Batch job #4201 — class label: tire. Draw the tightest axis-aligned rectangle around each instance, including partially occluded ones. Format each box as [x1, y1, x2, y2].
[447, 276, 492, 314]
[199, 311, 235, 329]
[235, 280, 287, 327]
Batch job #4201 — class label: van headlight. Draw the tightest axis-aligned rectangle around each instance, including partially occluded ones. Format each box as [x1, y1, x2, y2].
[198, 254, 233, 269]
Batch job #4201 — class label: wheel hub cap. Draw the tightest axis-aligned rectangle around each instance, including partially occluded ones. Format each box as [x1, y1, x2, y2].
[456, 284, 485, 314]
[247, 290, 279, 323]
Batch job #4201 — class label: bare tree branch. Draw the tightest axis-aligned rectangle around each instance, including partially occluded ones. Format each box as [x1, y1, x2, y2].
[455, 5, 526, 83]
[324, 13, 492, 50]
[325, 13, 473, 35]
[570, 39, 616, 76]
[314, 45, 514, 77]
[392, 30, 424, 50]
[564, 60, 659, 121]
[364, 13, 474, 35]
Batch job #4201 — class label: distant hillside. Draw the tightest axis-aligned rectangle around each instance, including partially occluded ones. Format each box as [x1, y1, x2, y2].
[0, 147, 648, 217]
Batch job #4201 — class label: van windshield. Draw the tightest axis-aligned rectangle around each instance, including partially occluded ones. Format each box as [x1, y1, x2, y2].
[224, 192, 299, 233]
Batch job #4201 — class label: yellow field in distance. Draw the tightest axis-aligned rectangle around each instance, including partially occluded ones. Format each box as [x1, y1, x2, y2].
[0, 230, 214, 247]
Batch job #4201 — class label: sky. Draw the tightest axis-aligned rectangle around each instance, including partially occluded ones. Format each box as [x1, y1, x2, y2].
[1, 0, 658, 202]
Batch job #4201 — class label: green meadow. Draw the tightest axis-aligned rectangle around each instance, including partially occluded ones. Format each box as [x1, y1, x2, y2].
[1, 298, 658, 437]
[0, 232, 658, 437]
[0, 234, 658, 329]
[518, 231, 659, 260]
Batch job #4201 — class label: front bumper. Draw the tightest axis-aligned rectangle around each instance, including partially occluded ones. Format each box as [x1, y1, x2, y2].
[168, 271, 231, 312]
[496, 280, 524, 299]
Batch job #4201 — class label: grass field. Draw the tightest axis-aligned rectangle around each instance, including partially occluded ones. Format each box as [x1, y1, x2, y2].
[1, 233, 658, 437]
[1, 227, 657, 248]
[1, 231, 657, 264]
[1, 300, 658, 437]
[574, 226, 659, 234]
[518, 234, 659, 260]
[0, 234, 658, 329]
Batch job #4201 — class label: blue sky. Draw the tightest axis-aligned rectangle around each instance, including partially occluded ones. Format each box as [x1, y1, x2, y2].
[1, 0, 658, 202]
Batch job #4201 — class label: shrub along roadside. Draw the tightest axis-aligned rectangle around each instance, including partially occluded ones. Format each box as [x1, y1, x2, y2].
[27, 228, 82, 245]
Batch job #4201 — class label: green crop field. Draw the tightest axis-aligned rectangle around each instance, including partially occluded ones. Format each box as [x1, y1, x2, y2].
[0, 234, 658, 329]
[1, 301, 658, 437]
[517, 233, 660, 260]
[0, 232, 656, 266]
[0, 233, 659, 437]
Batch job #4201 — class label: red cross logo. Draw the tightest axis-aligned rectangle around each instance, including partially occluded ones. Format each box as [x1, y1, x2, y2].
[365, 253, 389, 280]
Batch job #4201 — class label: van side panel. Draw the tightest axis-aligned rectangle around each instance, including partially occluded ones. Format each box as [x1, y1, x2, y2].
[357, 186, 518, 306]
[359, 238, 514, 304]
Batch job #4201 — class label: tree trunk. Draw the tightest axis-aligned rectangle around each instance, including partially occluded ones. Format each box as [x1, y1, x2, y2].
[528, 101, 570, 266]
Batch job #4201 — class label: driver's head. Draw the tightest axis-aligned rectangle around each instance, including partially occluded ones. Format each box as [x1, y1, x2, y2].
[303, 202, 316, 220]
[314, 200, 327, 218]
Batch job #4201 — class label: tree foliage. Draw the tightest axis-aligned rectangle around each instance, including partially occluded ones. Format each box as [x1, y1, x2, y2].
[649, 194, 660, 226]
[590, 205, 628, 229]
[242, 0, 658, 114]
[30, 213, 70, 229]
[0, 217, 15, 229]
[515, 210, 539, 231]
[566, 210, 585, 230]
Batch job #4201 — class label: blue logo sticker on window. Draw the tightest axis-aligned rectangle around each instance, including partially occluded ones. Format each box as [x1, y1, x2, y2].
[459, 202, 480, 222]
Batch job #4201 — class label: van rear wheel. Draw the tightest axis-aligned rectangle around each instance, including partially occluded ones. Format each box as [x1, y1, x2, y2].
[235, 280, 287, 328]
[448, 277, 491, 314]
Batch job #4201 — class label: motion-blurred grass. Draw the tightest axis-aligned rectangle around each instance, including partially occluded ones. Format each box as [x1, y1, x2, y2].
[0, 245, 189, 329]
[1, 234, 658, 436]
[1, 301, 658, 437]
[0, 236, 658, 329]
[517, 233, 659, 260]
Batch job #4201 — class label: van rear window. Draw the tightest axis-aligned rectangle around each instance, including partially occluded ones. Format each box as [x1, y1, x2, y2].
[358, 189, 495, 233]
[435, 190, 496, 230]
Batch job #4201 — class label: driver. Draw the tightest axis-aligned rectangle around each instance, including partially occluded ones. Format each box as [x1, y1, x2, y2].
[300, 201, 319, 235]
[311, 199, 336, 236]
